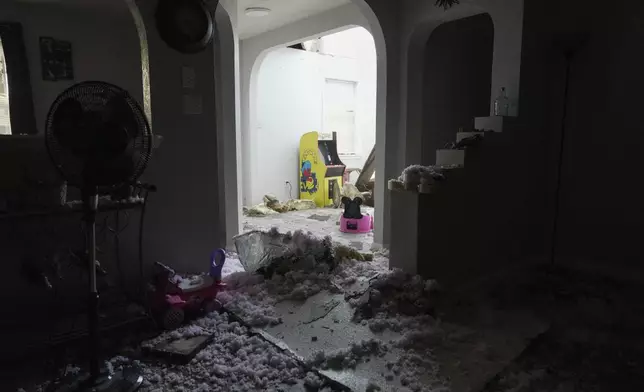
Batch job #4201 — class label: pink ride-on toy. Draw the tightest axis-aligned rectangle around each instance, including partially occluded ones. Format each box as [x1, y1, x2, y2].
[340, 196, 374, 234]
[152, 249, 227, 330]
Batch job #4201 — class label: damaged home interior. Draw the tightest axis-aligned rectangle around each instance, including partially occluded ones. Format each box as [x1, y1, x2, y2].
[2, 0, 644, 391]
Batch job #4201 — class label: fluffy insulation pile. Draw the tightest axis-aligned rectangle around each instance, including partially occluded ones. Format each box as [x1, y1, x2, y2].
[219, 230, 390, 328]
[217, 229, 452, 392]
[20, 229, 452, 392]
[19, 311, 332, 392]
[121, 312, 334, 392]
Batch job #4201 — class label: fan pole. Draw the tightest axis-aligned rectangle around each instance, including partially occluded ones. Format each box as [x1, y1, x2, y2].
[85, 192, 100, 382]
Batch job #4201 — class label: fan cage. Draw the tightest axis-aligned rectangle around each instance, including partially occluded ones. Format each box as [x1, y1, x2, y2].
[45, 81, 152, 190]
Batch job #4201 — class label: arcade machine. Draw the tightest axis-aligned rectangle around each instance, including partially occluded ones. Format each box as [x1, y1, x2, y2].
[299, 131, 346, 207]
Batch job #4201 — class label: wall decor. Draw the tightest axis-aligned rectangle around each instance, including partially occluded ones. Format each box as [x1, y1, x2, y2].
[39, 37, 74, 81]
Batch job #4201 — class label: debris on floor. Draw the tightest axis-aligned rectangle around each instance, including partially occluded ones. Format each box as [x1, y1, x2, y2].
[285, 198, 318, 212]
[308, 214, 332, 222]
[233, 229, 335, 275]
[334, 244, 373, 262]
[244, 195, 317, 217]
[123, 311, 340, 392]
[341, 183, 363, 201]
[145, 334, 214, 364]
[242, 207, 376, 251]
[24, 229, 639, 392]
[244, 203, 280, 217]
[308, 339, 388, 370]
[221, 228, 387, 330]
[351, 269, 441, 323]
[216, 228, 545, 392]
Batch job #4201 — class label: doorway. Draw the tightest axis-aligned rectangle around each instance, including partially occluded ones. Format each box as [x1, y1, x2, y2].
[242, 26, 378, 250]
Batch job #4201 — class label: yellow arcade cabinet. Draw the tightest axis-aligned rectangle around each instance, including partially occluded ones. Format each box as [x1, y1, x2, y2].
[299, 131, 346, 207]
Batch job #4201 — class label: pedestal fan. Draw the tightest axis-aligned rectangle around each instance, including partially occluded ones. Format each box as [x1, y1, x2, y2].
[44, 81, 152, 392]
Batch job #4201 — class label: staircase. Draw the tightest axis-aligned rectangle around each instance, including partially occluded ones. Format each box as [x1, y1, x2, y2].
[389, 116, 545, 289]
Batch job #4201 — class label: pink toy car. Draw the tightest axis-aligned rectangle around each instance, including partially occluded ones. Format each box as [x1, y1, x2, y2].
[151, 249, 227, 330]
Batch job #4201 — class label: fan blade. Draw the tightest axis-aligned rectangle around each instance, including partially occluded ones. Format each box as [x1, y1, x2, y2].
[45, 81, 152, 188]
[103, 95, 140, 138]
[84, 96, 134, 161]
[52, 97, 86, 151]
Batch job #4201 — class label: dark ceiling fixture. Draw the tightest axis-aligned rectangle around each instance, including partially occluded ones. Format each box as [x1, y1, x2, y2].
[156, 0, 216, 54]
[435, 0, 459, 10]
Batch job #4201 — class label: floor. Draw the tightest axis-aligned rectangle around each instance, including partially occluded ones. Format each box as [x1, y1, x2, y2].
[479, 264, 644, 392]
[241, 207, 377, 252]
[12, 214, 644, 392]
[215, 244, 548, 392]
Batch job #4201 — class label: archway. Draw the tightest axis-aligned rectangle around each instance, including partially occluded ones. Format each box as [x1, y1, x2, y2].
[125, 0, 151, 121]
[239, 0, 388, 245]
[421, 13, 494, 165]
[403, 1, 525, 166]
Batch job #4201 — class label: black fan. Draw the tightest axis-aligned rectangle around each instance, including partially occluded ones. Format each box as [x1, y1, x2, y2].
[45, 81, 152, 392]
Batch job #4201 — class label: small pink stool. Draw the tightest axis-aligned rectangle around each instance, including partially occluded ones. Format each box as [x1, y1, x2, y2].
[340, 214, 374, 233]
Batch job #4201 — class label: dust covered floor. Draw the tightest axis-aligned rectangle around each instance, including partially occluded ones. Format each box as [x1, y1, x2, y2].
[479, 264, 644, 392]
[217, 247, 548, 392]
[14, 238, 644, 392]
[242, 207, 377, 251]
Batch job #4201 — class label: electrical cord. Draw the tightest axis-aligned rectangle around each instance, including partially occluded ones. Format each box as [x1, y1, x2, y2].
[286, 181, 293, 200]
[550, 42, 584, 266]
[138, 188, 149, 299]
[108, 210, 130, 234]
[36, 186, 155, 380]
[136, 183, 159, 329]
[113, 206, 127, 298]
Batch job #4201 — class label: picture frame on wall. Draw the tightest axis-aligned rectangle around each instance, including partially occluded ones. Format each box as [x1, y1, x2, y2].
[40, 37, 73, 81]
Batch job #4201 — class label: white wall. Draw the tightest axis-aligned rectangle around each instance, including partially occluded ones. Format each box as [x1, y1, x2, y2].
[251, 27, 376, 204]
[238, 2, 390, 245]
[0, 2, 142, 133]
[254, 48, 322, 203]
[240, 4, 375, 207]
[321, 27, 377, 170]
[238, 3, 390, 246]
[0, 42, 10, 135]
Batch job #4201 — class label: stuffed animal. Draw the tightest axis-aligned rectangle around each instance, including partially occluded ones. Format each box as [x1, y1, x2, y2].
[342, 196, 363, 220]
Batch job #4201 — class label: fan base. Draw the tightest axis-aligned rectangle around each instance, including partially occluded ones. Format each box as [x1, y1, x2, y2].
[50, 368, 143, 392]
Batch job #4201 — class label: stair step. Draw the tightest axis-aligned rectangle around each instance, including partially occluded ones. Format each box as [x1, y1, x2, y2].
[474, 116, 506, 132]
[456, 131, 485, 143]
[436, 149, 465, 166]
[432, 164, 463, 171]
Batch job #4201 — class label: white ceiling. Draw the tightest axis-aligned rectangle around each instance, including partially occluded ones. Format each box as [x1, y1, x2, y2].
[236, 0, 350, 40]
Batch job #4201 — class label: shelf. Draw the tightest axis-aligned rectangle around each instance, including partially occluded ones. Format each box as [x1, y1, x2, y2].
[0, 199, 144, 220]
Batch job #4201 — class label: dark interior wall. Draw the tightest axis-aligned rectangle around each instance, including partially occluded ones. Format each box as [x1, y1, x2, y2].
[0, 2, 145, 357]
[395, 13, 550, 288]
[0, 2, 142, 132]
[520, 0, 644, 271]
[421, 13, 494, 165]
[558, 1, 644, 269]
[134, 0, 224, 274]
